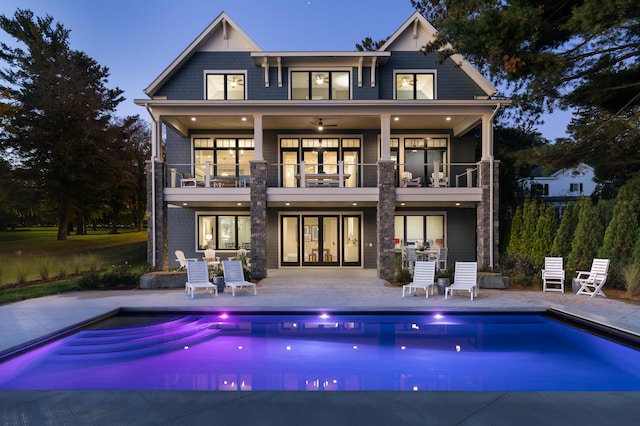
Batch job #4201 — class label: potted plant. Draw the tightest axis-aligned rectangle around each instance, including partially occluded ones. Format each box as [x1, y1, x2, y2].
[209, 265, 225, 293]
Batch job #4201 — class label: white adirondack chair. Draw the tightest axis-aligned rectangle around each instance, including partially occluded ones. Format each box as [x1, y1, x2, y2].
[175, 250, 197, 271]
[575, 258, 610, 298]
[542, 257, 565, 292]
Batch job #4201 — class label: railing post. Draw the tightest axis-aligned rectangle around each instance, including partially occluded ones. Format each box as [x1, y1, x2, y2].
[205, 161, 211, 188]
[433, 160, 440, 187]
[466, 168, 474, 188]
[169, 168, 177, 188]
[338, 160, 344, 187]
[300, 161, 306, 188]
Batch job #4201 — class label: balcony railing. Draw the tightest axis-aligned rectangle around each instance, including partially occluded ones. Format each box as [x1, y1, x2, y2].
[167, 161, 480, 189]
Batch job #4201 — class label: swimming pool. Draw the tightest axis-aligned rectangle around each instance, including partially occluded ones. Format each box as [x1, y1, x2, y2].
[0, 310, 638, 391]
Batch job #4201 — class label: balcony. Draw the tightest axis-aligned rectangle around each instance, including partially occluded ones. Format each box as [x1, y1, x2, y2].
[164, 161, 485, 206]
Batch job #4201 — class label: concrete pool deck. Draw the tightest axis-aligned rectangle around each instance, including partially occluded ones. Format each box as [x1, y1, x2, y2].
[1, 268, 639, 425]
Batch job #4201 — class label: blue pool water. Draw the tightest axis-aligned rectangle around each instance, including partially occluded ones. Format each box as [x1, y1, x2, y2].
[0, 312, 638, 391]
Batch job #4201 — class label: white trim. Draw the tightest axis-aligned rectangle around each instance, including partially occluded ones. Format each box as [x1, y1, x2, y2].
[145, 12, 261, 97]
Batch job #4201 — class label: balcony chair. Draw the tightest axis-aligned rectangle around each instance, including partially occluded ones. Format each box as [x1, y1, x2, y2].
[430, 172, 448, 187]
[179, 172, 197, 187]
[401, 171, 422, 187]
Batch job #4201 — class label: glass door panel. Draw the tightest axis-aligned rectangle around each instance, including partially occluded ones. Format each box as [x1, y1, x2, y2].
[322, 216, 339, 265]
[343, 216, 360, 265]
[281, 216, 300, 265]
[343, 151, 358, 188]
[303, 217, 319, 265]
[282, 151, 298, 188]
[322, 151, 338, 174]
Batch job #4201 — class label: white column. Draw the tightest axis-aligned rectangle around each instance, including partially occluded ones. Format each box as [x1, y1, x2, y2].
[253, 114, 264, 161]
[481, 113, 493, 161]
[380, 114, 391, 161]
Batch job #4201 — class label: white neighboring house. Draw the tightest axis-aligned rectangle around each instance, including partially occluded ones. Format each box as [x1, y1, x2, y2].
[524, 163, 597, 209]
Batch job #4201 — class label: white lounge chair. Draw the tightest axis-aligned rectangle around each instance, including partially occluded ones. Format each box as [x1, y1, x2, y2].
[175, 250, 197, 271]
[402, 261, 436, 298]
[222, 260, 257, 296]
[445, 262, 478, 300]
[542, 257, 565, 292]
[185, 261, 217, 298]
[575, 258, 610, 298]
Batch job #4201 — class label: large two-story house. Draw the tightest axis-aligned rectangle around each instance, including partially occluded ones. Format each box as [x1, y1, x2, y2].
[135, 11, 507, 280]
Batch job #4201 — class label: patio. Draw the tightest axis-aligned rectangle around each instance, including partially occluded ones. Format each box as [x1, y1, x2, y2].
[1, 269, 639, 425]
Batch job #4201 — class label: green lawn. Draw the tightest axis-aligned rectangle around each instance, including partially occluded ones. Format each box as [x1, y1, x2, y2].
[0, 227, 147, 286]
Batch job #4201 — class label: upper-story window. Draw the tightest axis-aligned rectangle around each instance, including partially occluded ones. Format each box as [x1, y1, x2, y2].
[569, 183, 583, 193]
[291, 71, 350, 100]
[395, 72, 435, 99]
[206, 73, 246, 100]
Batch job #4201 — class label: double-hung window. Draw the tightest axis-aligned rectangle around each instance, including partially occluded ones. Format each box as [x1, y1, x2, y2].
[291, 71, 350, 100]
[395, 72, 435, 99]
[206, 73, 246, 100]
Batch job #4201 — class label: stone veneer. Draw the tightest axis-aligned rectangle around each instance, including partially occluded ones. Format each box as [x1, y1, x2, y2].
[250, 160, 267, 280]
[377, 160, 396, 280]
[146, 160, 167, 270]
[476, 160, 500, 269]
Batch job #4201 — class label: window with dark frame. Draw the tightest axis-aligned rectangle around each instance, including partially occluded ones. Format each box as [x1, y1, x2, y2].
[291, 71, 350, 100]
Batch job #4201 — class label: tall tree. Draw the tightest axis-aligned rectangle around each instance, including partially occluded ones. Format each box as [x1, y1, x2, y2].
[411, 0, 640, 183]
[567, 197, 605, 271]
[0, 9, 123, 239]
[551, 201, 579, 258]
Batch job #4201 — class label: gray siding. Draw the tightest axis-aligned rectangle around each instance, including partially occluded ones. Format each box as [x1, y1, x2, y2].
[167, 207, 197, 269]
[379, 51, 487, 100]
[446, 208, 477, 265]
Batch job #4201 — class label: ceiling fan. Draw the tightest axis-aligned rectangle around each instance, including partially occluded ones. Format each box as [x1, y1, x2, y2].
[312, 118, 337, 131]
[228, 77, 244, 87]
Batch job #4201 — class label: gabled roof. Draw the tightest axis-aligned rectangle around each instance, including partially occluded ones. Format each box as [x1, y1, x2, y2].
[145, 12, 261, 97]
[380, 12, 497, 97]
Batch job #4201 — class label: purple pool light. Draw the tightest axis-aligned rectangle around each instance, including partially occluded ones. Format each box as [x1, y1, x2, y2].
[0, 311, 638, 392]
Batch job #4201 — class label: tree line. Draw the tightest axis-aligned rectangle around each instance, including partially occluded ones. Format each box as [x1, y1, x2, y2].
[0, 9, 150, 237]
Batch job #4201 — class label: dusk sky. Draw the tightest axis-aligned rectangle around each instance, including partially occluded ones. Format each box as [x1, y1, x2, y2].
[0, 0, 570, 140]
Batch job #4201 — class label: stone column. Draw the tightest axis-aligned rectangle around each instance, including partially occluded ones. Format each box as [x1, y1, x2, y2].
[146, 159, 167, 270]
[476, 160, 499, 269]
[250, 160, 268, 279]
[377, 160, 396, 280]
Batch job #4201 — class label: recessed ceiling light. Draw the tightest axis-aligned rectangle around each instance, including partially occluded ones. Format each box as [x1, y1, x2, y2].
[237, 203, 242, 206]
[191, 117, 196, 121]
[352, 202, 357, 206]
[285, 202, 290, 206]
[455, 202, 461, 206]
[241, 117, 247, 121]
[400, 202, 405, 206]
[446, 117, 451, 121]
[394, 117, 399, 121]
[183, 203, 188, 206]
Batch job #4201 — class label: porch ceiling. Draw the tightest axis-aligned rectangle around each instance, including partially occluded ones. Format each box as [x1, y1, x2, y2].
[135, 99, 504, 137]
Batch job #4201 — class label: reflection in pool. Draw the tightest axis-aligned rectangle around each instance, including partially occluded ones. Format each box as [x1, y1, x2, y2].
[0, 312, 639, 391]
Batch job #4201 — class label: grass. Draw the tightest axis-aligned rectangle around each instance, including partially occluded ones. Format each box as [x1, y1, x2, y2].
[0, 227, 147, 304]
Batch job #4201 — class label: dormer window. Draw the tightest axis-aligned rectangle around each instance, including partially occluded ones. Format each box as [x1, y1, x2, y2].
[291, 71, 350, 100]
[395, 72, 435, 99]
[206, 73, 246, 100]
